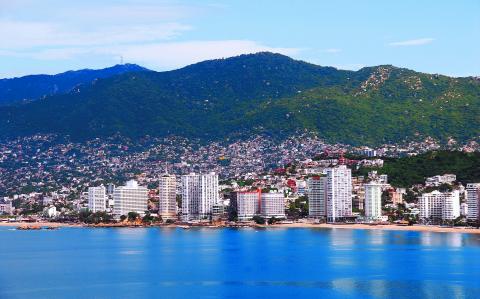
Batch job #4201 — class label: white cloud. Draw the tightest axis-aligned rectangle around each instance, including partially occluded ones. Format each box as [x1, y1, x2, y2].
[0, 40, 301, 70]
[0, 20, 191, 49]
[323, 48, 342, 54]
[388, 38, 435, 47]
[116, 40, 301, 69]
[0, 1, 301, 75]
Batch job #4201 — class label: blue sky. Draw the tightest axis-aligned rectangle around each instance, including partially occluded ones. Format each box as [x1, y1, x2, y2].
[0, 0, 478, 78]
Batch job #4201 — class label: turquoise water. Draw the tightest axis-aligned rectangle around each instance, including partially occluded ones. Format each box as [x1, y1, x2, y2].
[0, 227, 479, 299]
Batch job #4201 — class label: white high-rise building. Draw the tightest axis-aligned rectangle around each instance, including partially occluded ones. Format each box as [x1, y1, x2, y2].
[364, 183, 382, 220]
[88, 185, 107, 213]
[419, 190, 460, 221]
[113, 180, 148, 218]
[308, 176, 327, 218]
[233, 191, 260, 221]
[308, 165, 352, 222]
[466, 183, 480, 221]
[158, 174, 177, 220]
[181, 172, 219, 220]
[326, 165, 352, 222]
[261, 192, 285, 219]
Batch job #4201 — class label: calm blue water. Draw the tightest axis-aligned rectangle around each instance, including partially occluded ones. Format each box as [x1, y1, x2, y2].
[0, 227, 479, 299]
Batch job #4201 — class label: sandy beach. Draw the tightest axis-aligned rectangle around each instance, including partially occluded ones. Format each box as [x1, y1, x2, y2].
[1, 221, 480, 234]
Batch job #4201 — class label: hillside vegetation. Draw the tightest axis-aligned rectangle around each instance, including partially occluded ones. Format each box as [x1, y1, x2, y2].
[0, 52, 479, 145]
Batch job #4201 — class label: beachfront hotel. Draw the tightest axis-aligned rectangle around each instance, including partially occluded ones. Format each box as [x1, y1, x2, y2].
[232, 191, 260, 221]
[87, 185, 107, 213]
[260, 192, 286, 219]
[466, 183, 480, 222]
[181, 172, 219, 220]
[158, 174, 177, 220]
[419, 190, 460, 222]
[307, 176, 327, 219]
[231, 190, 285, 221]
[113, 180, 148, 218]
[308, 165, 353, 222]
[364, 182, 383, 220]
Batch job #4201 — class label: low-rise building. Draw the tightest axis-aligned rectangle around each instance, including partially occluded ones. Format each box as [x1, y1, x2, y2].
[0, 200, 13, 215]
[425, 174, 456, 187]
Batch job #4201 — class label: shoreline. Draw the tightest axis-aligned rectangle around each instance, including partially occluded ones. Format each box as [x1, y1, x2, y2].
[1, 221, 480, 234]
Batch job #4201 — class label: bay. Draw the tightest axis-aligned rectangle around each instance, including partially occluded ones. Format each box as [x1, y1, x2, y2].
[0, 227, 479, 299]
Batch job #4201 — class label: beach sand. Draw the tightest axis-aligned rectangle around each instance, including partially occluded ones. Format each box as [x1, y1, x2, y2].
[1, 221, 479, 234]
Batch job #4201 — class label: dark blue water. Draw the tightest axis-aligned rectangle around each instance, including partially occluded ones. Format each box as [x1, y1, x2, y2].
[0, 227, 479, 299]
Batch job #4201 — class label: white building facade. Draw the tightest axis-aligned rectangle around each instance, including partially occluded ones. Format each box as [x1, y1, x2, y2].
[308, 165, 353, 222]
[364, 182, 383, 220]
[113, 180, 148, 218]
[181, 172, 219, 220]
[326, 165, 353, 222]
[158, 174, 177, 220]
[466, 183, 480, 222]
[260, 192, 285, 219]
[88, 185, 107, 213]
[419, 190, 460, 221]
[234, 191, 260, 221]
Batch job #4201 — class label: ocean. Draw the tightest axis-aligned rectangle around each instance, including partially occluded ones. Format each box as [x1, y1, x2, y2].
[0, 226, 479, 299]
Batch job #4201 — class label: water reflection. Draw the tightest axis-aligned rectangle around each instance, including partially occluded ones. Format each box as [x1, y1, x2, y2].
[1, 227, 480, 299]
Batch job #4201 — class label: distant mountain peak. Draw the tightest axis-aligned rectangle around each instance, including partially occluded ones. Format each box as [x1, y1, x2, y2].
[0, 64, 150, 106]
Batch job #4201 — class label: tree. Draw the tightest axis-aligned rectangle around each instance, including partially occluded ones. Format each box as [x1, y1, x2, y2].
[142, 211, 154, 224]
[268, 217, 278, 225]
[120, 215, 127, 222]
[252, 215, 266, 225]
[127, 212, 140, 222]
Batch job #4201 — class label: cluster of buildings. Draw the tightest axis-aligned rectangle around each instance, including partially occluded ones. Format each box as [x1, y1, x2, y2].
[2, 133, 478, 201]
[87, 171, 286, 222]
[1, 134, 479, 226]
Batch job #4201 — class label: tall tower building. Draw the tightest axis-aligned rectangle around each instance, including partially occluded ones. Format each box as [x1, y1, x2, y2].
[113, 180, 148, 218]
[466, 183, 480, 222]
[308, 176, 327, 219]
[308, 165, 352, 222]
[325, 165, 352, 222]
[181, 172, 219, 221]
[159, 174, 177, 220]
[364, 182, 382, 220]
[88, 185, 107, 213]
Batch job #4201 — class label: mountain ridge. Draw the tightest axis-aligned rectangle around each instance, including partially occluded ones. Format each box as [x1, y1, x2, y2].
[0, 52, 478, 146]
[0, 63, 149, 106]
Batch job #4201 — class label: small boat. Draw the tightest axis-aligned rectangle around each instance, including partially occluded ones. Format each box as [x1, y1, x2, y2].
[179, 225, 190, 229]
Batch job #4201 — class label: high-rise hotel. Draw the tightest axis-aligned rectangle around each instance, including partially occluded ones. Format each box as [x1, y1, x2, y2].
[364, 182, 383, 220]
[308, 165, 352, 222]
[181, 172, 219, 220]
[419, 190, 460, 222]
[159, 174, 177, 220]
[88, 185, 107, 212]
[113, 180, 148, 218]
[466, 183, 480, 222]
[231, 190, 285, 221]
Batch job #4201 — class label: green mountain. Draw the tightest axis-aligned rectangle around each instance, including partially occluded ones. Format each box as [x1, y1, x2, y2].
[0, 52, 479, 145]
[0, 64, 149, 106]
[357, 151, 480, 187]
